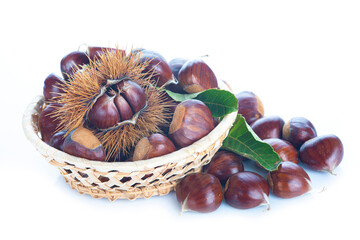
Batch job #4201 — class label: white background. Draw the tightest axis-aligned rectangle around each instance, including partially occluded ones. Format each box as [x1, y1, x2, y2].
[1, 0, 359, 239]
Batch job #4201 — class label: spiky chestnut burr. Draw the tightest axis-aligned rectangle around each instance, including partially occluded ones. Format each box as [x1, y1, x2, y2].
[52, 48, 174, 161]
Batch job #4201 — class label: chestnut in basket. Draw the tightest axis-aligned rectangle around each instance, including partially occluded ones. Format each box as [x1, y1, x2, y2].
[132, 133, 176, 161]
[177, 59, 218, 93]
[39, 103, 62, 144]
[168, 99, 215, 148]
[87, 46, 125, 61]
[282, 117, 317, 149]
[60, 51, 90, 80]
[235, 91, 264, 125]
[224, 171, 270, 209]
[299, 134, 344, 174]
[175, 172, 223, 213]
[167, 58, 188, 93]
[135, 49, 174, 87]
[48, 130, 66, 151]
[267, 162, 311, 198]
[63, 126, 105, 161]
[87, 79, 146, 130]
[204, 150, 244, 184]
[251, 116, 285, 140]
[43, 73, 65, 101]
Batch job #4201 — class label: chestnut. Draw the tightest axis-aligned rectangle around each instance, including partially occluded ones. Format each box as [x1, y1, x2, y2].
[235, 91, 264, 125]
[169, 58, 187, 80]
[168, 99, 215, 148]
[282, 117, 317, 149]
[48, 130, 66, 151]
[263, 138, 299, 164]
[175, 172, 223, 213]
[267, 162, 311, 198]
[204, 150, 244, 184]
[39, 103, 62, 144]
[299, 134, 344, 174]
[87, 79, 146, 130]
[43, 73, 65, 101]
[60, 51, 90, 80]
[132, 133, 176, 161]
[251, 116, 285, 140]
[224, 171, 270, 209]
[87, 46, 125, 61]
[136, 49, 174, 87]
[177, 59, 218, 93]
[63, 126, 105, 161]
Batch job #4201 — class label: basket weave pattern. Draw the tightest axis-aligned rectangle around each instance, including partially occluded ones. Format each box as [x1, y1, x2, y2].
[23, 96, 237, 201]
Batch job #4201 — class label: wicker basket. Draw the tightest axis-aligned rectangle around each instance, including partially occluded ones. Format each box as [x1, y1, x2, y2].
[22, 95, 237, 201]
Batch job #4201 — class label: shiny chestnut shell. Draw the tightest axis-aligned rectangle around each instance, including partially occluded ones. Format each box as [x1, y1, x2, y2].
[235, 91, 264, 125]
[263, 138, 299, 164]
[204, 150, 244, 184]
[224, 171, 269, 209]
[299, 134, 344, 173]
[177, 59, 218, 94]
[60, 51, 90, 80]
[282, 117, 317, 149]
[267, 162, 311, 198]
[251, 116, 285, 140]
[43, 73, 65, 101]
[175, 172, 223, 213]
[168, 99, 215, 148]
[39, 103, 62, 144]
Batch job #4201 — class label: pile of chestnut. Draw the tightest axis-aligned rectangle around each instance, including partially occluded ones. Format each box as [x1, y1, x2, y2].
[175, 92, 344, 213]
[39, 46, 220, 162]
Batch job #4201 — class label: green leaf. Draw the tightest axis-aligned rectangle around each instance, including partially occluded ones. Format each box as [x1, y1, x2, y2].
[222, 114, 282, 171]
[165, 89, 238, 118]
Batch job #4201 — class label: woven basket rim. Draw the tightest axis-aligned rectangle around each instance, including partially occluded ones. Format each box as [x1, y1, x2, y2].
[23, 95, 237, 173]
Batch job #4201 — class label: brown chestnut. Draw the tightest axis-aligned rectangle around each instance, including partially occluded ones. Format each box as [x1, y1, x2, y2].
[48, 130, 66, 151]
[175, 172, 223, 213]
[177, 59, 218, 94]
[204, 150, 244, 184]
[60, 51, 90, 80]
[235, 91, 264, 125]
[132, 133, 176, 161]
[251, 116, 285, 140]
[224, 171, 270, 209]
[87, 46, 125, 61]
[282, 117, 317, 149]
[63, 126, 105, 161]
[136, 49, 174, 87]
[87, 79, 146, 130]
[263, 138, 299, 164]
[299, 134, 344, 174]
[39, 103, 62, 144]
[169, 58, 187, 80]
[168, 99, 215, 148]
[267, 162, 311, 198]
[43, 73, 65, 101]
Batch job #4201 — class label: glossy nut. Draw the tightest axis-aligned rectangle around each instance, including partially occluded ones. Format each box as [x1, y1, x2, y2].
[60, 51, 90, 80]
[169, 58, 188, 80]
[39, 103, 62, 144]
[263, 138, 299, 164]
[168, 99, 215, 148]
[251, 116, 285, 140]
[87, 80, 146, 130]
[48, 130, 66, 151]
[43, 73, 65, 101]
[267, 162, 311, 198]
[87, 46, 125, 61]
[175, 172, 223, 213]
[282, 117, 317, 149]
[63, 126, 105, 161]
[136, 49, 174, 87]
[299, 134, 344, 173]
[235, 91, 264, 125]
[132, 133, 177, 161]
[204, 150, 244, 184]
[224, 171, 270, 209]
[178, 59, 218, 93]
